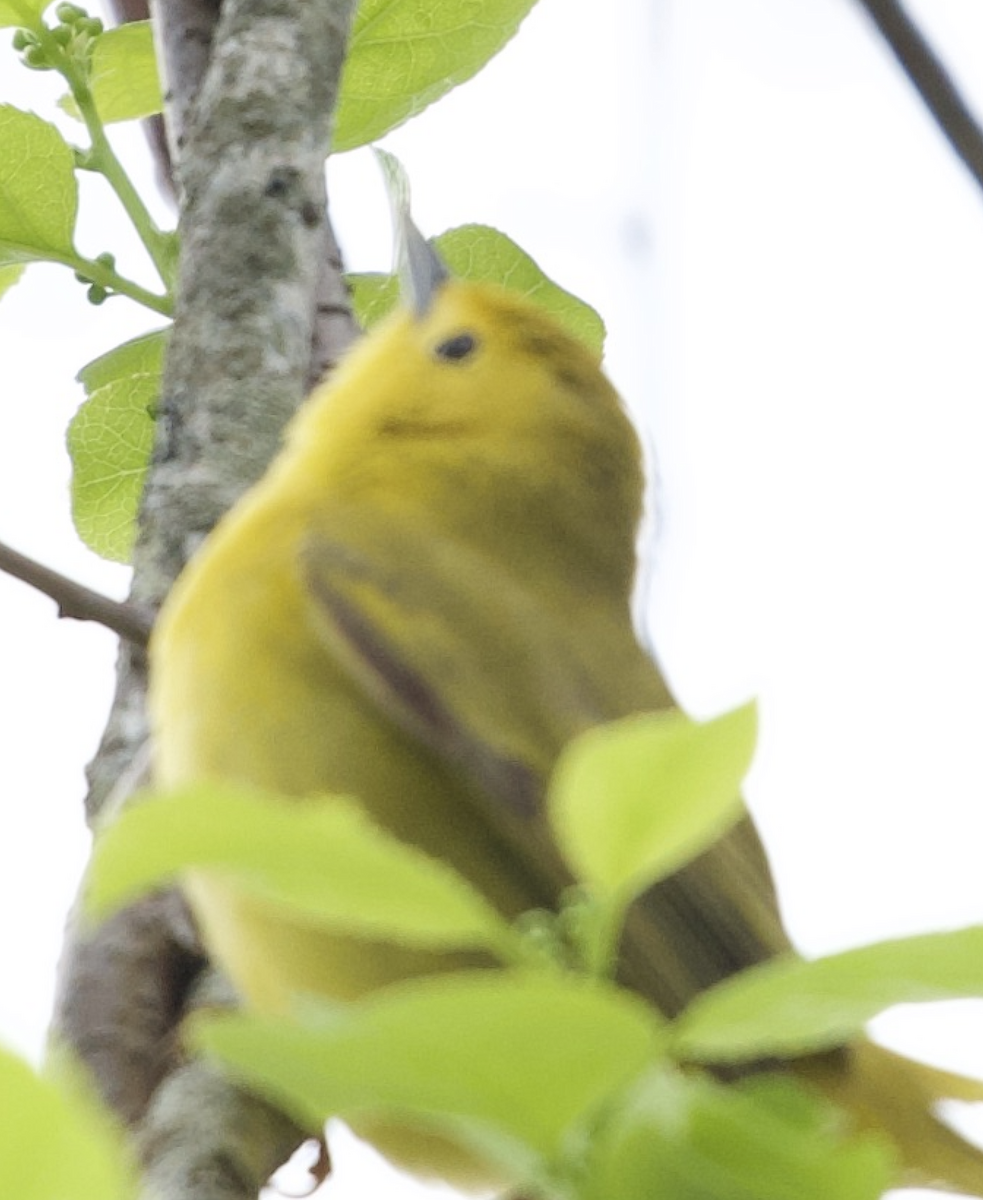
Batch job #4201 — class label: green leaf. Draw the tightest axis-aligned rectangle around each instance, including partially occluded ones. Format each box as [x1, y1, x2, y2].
[348, 270, 398, 330]
[59, 23, 164, 123]
[86, 784, 517, 956]
[0, 1044, 133, 1200]
[438, 225, 605, 351]
[334, 0, 539, 152]
[0, 105, 78, 265]
[0, 0, 46, 29]
[584, 1068, 894, 1200]
[348, 225, 605, 352]
[86, 22, 164, 124]
[195, 972, 662, 1176]
[675, 926, 983, 1063]
[68, 329, 165, 562]
[548, 704, 756, 901]
[0, 262, 25, 301]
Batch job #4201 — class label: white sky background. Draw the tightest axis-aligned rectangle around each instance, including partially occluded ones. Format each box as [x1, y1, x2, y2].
[2, 0, 983, 1196]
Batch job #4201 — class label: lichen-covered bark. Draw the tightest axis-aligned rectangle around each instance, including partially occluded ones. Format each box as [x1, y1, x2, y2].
[136, 0, 359, 600]
[54, 2, 360, 1197]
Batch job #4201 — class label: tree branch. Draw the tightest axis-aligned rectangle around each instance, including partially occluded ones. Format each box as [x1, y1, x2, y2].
[0, 538, 152, 646]
[856, 0, 983, 195]
[145, 0, 221, 193]
[308, 203, 359, 390]
[134, 0, 359, 603]
[52, 3, 360, 1199]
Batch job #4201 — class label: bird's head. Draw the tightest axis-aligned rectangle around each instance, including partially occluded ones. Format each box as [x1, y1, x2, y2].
[284, 224, 645, 594]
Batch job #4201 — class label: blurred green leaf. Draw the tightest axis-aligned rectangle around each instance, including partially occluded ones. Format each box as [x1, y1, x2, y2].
[68, 329, 165, 562]
[0, 0, 45, 29]
[438, 225, 605, 351]
[80, 22, 164, 124]
[549, 704, 755, 902]
[0, 105, 77, 265]
[86, 784, 517, 955]
[0, 262, 25, 301]
[195, 971, 662, 1179]
[349, 224, 605, 352]
[334, 0, 539, 152]
[584, 1068, 894, 1200]
[0, 1044, 133, 1200]
[675, 926, 983, 1063]
[348, 270, 397, 330]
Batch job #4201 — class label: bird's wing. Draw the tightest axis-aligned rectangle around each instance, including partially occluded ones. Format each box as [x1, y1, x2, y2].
[301, 508, 612, 812]
[301, 506, 789, 1015]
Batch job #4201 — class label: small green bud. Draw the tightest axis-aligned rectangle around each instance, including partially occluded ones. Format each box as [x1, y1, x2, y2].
[73, 269, 92, 284]
[94, 251, 116, 270]
[86, 284, 108, 305]
[22, 44, 51, 69]
[52, 24, 73, 45]
[80, 16, 103, 36]
[55, 3, 86, 23]
[514, 909, 570, 969]
[11, 28, 38, 50]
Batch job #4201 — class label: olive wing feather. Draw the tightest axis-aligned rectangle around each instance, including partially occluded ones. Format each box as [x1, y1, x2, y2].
[301, 509, 788, 1016]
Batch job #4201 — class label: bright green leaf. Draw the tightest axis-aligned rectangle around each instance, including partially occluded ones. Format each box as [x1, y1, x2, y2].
[438, 225, 605, 351]
[0, 105, 78, 265]
[549, 704, 756, 901]
[75, 328, 167, 395]
[349, 224, 605, 352]
[68, 329, 165, 562]
[675, 926, 983, 1063]
[334, 0, 539, 152]
[0, 0, 45, 29]
[0, 1044, 133, 1200]
[59, 23, 163, 125]
[0, 262, 25, 301]
[87, 22, 164, 124]
[584, 1068, 894, 1200]
[86, 784, 516, 955]
[195, 972, 662, 1176]
[349, 270, 398, 330]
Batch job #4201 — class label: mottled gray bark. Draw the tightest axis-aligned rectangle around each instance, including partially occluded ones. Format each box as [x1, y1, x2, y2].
[53, 2, 360, 1198]
[135, 0, 358, 600]
[148, 0, 220, 176]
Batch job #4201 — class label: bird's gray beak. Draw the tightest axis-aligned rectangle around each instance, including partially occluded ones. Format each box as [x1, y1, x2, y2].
[375, 147, 449, 317]
[398, 212, 449, 318]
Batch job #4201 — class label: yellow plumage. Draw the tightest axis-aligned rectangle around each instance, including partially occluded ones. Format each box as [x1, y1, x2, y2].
[149, 248, 983, 1193]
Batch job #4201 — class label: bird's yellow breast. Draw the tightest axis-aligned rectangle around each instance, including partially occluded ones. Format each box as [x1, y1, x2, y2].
[151, 475, 545, 1016]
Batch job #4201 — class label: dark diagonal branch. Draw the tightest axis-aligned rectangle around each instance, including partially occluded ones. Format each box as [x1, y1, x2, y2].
[0, 538, 152, 646]
[857, 0, 983, 195]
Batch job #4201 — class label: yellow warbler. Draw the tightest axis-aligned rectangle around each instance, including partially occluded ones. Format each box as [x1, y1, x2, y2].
[150, 224, 983, 1192]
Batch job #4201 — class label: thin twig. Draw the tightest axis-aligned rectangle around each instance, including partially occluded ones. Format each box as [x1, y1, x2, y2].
[856, 0, 983, 194]
[0, 538, 153, 647]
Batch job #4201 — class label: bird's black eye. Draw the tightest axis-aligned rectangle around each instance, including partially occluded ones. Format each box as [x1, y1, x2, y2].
[434, 332, 478, 362]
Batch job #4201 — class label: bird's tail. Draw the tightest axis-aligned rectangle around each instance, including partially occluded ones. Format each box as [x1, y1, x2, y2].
[802, 1040, 983, 1195]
